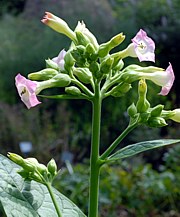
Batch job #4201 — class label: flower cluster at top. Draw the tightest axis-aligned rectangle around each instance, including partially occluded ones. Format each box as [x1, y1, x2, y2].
[15, 12, 180, 124]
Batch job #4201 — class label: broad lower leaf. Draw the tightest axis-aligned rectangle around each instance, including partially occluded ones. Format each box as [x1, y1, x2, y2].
[108, 139, 180, 161]
[0, 154, 86, 217]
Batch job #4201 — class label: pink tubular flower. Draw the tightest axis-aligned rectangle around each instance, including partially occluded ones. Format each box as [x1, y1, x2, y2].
[15, 74, 41, 109]
[41, 12, 76, 41]
[141, 63, 175, 95]
[131, 29, 155, 62]
[52, 49, 66, 70]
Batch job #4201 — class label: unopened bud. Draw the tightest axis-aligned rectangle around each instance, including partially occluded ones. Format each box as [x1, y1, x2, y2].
[64, 51, 75, 71]
[76, 45, 86, 55]
[7, 153, 24, 166]
[75, 31, 90, 46]
[136, 79, 150, 113]
[65, 86, 82, 96]
[113, 59, 124, 71]
[41, 12, 76, 41]
[127, 103, 137, 117]
[47, 159, 57, 176]
[111, 82, 131, 97]
[100, 57, 114, 74]
[148, 117, 167, 128]
[28, 68, 59, 81]
[73, 68, 92, 84]
[51, 74, 71, 87]
[45, 59, 59, 70]
[23, 158, 37, 172]
[86, 43, 96, 55]
[98, 33, 125, 58]
[150, 105, 164, 117]
[71, 50, 86, 67]
[74, 21, 99, 50]
[89, 62, 99, 74]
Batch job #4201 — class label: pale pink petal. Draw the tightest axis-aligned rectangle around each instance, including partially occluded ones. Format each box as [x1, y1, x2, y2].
[52, 49, 66, 70]
[15, 73, 41, 109]
[158, 63, 175, 96]
[132, 29, 155, 62]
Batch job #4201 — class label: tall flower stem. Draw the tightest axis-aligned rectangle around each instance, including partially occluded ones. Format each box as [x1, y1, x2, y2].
[88, 82, 102, 217]
[46, 182, 62, 217]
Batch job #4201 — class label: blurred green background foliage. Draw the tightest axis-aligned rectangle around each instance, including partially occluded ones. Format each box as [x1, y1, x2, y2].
[0, 0, 180, 216]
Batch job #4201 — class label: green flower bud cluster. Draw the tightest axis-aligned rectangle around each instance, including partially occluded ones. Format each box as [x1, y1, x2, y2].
[127, 80, 167, 128]
[147, 106, 167, 128]
[8, 153, 58, 184]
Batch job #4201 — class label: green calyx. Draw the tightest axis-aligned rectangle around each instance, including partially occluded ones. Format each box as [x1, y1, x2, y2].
[136, 79, 150, 113]
[73, 67, 92, 84]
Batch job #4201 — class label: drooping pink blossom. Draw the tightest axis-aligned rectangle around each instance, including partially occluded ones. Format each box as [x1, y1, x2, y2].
[158, 63, 175, 95]
[141, 63, 175, 95]
[15, 74, 41, 109]
[52, 49, 66, 70]
[131, 29, 155, 62]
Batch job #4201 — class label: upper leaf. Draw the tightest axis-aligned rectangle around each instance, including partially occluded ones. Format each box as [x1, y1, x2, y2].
[108, 139, 180, 161]
[0, 154, 86, 217]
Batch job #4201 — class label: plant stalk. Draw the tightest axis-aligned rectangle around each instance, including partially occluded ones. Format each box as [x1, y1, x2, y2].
[46, 182, 63, 217]
[88, 82, 101, 217]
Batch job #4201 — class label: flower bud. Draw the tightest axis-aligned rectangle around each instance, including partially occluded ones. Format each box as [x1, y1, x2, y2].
[71, 50, 86, 67]
[29, 171, 44, 183]
[28, 68, 59, 81]
[65, 86, 82, 96]
[41, 12, 76, 41]
[110, 82, 131, 97]
[50, 74, 71, 87]
[100, 57, 114, 74]
[113, 59, 124, 72]
[89, 62, 102, 79]
[136, 79, 150, 113]
[75, 31, 90, 47]
[89, 62, 100, 74]
[73, 67, 92, 84]
[86, 43, 96, 55]
[76, 45, 86, 55]
[127, 103, 137, 117]
[85, 43, 98, 62]
[23, 158, 37, 172]
[47, 158, 57, 176]
[7, 153, 24, 165]
[37, 163, 48, 175]
[147, 117, 167, 128]
[64, 51, 75, 71]
[75, 21, 99, 50]
[98, 33, 125, 58]
[45, 58, 59, 70]
[150, 105, 164, 117]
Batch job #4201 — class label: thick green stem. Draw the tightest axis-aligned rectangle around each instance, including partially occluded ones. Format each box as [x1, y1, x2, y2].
[100, 123, 138, 160]
[88, 83, 101, 217]
[46, 182, 62, 217]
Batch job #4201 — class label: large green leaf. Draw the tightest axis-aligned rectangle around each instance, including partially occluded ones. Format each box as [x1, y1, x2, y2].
[108, 139, 180, 161]
[0, 154, 86, 217]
